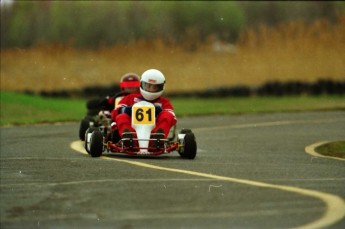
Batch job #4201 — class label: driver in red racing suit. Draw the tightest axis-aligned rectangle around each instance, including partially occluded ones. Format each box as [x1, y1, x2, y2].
[98, 72, 141, 112]
[111, 69, 176, 142]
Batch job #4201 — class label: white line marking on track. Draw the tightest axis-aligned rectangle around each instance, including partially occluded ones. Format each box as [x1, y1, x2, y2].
[0, 178, 214, 188]
[71, 140, 345, 229]
[305, 140, 345, 161]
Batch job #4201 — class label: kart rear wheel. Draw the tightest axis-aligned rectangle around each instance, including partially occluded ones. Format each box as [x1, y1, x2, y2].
[79, 119, 90, 141]
[86, 98, 101, 110]
[180, 128, 192, 134]
[179, 132, 197, 159]
[87, 109, 100, 116]
[90, 130, 104, 157]
[85, 127, 100, 154]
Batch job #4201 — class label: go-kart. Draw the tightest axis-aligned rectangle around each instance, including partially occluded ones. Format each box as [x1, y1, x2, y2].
[78, 96, 123, 141]
[78, 110, 113, 141]
[84, 101, 197, 159]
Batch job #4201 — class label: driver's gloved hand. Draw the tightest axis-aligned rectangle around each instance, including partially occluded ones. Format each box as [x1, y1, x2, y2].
[121, 106, 132, 116]
[155, 105, 162, 116]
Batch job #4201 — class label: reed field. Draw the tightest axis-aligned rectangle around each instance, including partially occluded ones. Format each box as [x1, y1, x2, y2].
[1, 17, 344, 94]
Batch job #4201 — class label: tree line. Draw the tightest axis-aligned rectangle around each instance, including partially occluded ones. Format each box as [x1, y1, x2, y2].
[1, 1, 343, 49]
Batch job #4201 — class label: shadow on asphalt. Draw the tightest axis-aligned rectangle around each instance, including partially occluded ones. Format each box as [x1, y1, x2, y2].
[102, 153, 184, 161]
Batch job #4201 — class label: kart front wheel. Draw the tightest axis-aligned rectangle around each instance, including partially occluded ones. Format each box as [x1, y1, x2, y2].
[179, 132, 197, 159]
[85, 127, 100, 154]
[90, 130, 104, 157]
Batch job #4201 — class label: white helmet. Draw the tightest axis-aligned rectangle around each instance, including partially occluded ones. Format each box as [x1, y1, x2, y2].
[140, 69, 165, 101]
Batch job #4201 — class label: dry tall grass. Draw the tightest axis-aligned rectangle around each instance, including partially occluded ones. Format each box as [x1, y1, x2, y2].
[1, 16, 344, 94]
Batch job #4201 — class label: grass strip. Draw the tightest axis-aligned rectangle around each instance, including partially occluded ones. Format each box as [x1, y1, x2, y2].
[1, 91, 344, 126]
[1, 91, 85, 126]
[316, 141, 345, 159]
[172, 96, 345, 116]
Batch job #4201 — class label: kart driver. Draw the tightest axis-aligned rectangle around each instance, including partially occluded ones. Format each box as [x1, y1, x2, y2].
[111, 69, 177, 145]
[98, 72, 141, 111]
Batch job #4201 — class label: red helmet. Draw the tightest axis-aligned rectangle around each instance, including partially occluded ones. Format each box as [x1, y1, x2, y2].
[120, 73, 140, 93]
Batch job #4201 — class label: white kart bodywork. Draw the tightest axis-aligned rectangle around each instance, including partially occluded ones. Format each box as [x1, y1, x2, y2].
[131, 101, 156, 154]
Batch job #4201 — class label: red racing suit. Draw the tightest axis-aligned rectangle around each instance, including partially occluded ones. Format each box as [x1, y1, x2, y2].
[111, 93, 177, 138]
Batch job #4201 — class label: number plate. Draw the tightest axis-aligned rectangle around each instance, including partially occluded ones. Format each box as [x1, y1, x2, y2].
[132, 106, 155, 125]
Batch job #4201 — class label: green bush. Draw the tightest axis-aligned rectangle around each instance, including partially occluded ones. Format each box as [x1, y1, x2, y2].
[0, 1, 339, 49]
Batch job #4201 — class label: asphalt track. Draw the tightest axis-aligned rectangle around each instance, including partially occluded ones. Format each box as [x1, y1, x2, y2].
[1, 111, 345, 229]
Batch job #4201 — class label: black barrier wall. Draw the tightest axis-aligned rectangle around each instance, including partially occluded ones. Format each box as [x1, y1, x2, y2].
[24, 79, 345, 99]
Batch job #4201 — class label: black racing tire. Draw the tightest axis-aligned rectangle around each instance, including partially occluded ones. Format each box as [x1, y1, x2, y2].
[87, 109, 100, 116]
[79, 119, 90, 141]
[86, 98, 101, 110]
[84, 127, 100, 154]
[180, 128, 192, 134]
[179, 132, 197, 159]
[84, 115, 95, 121]
[90, 130, 104, 157]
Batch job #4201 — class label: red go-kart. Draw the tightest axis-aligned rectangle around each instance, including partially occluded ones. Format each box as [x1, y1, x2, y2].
[84, 101, 197, 159]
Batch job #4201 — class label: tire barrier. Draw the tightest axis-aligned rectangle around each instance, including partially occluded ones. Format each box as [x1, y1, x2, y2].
[30, 79, 344, 99]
